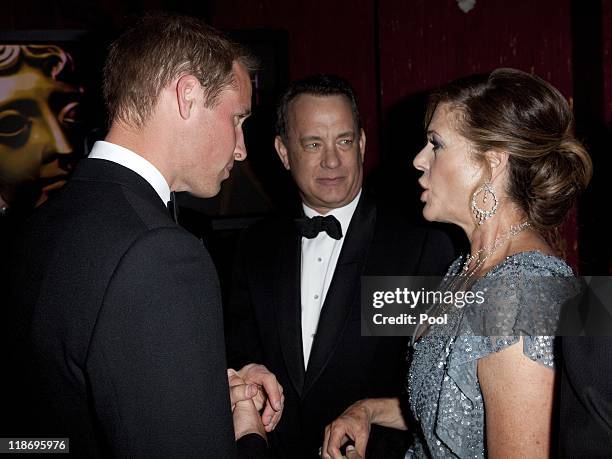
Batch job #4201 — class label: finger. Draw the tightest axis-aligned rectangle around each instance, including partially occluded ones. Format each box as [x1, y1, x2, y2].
[354, 434, 368, 458]
[326, 423, 350, 459]
[266, 393, 285, 431]
[229, 383, 258, 407]
[261, 385, 284, 425]
[258, 370, 283, 411]
[227, 368, 244, 387]
[265, 405, 282, 432]
[272, 393, 285, 423]
[321, 425, 331, 459]
[250, 385, 266, 412]
[238, 364, 284, 412]
[261, 399, 276, 425]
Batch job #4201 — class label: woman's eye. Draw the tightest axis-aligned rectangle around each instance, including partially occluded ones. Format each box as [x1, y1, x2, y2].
[0, 110, 31, 138]
[429, 138, 441, 152]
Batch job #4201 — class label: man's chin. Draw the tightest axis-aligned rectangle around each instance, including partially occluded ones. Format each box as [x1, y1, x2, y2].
[306, 194, 357, 212]
[188, 184, 221, 200]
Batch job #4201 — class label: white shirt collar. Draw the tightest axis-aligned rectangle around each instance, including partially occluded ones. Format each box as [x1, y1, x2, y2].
[302, 189, 362, 238]
[88, 140, 171, 205]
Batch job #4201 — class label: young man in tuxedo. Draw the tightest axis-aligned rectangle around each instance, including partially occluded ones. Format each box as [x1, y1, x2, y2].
[226, 74, 455, 458]
[6, 14, 282, 458]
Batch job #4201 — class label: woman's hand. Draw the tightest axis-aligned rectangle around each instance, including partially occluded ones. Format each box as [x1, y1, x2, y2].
[322, 397, 408, 459]
[321, 399, 373, 459]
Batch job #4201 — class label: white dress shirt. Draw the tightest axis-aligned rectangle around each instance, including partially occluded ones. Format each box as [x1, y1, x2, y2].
[88, 140, 171, 205]
[300, 190, 361, 367]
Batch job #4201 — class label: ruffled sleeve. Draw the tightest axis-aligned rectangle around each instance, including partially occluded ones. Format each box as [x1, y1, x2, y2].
[460, 258, 577, 361]
[428, 253, 577, 457]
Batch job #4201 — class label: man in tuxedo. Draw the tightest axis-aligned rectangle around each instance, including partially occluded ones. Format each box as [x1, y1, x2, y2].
[559, 277, 612, 457]
[226, 75, 455, 458]
[6, 14, 281, 458]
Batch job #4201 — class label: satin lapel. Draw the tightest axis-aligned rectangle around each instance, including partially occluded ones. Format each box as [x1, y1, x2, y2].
[274, 222, 306, 396]
[302, 194, 377, 396]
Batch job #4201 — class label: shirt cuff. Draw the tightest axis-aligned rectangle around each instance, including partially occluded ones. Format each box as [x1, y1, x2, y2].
[236, 433, 268, 457]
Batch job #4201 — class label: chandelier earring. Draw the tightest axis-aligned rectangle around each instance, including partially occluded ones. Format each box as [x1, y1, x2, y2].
[471, 181, 498, 225]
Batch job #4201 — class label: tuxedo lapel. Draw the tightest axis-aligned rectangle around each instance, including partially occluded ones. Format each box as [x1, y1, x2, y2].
[274, 222, 306, 396]
[73, 159, 169, 217]
[303, 194, 377, 396]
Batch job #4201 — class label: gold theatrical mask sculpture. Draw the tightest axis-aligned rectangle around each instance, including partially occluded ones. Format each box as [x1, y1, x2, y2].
[0, 44, 82, 210]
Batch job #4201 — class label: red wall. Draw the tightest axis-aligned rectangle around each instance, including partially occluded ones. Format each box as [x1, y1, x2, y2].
[378, 0, 573, 113]
[3, 0, 608, 270]
[210, 0, 381, 174]
[211, 0, 586, 266]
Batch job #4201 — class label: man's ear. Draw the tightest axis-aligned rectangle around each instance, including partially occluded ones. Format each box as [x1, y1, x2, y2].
[486, 149, 509, 183]
[176, 75, 200, 120]
[358, 128, 366, 164]
[274, 136, 291, 170]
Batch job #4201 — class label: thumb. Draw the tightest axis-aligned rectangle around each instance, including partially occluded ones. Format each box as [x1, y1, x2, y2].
[229, 383, 258, 407]
[345, 445, 363, 459]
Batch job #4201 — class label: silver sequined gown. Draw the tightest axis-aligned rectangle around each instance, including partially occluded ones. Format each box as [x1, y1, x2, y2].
[406, 251, 575, 458]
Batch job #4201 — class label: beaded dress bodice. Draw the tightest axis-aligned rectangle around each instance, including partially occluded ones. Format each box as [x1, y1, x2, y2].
[406, 251, 574, 458]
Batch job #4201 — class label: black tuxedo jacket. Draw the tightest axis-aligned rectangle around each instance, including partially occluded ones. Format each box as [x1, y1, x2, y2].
[558, 278, 612, 457]
[5, 159, 266, 458]
[226, 193, 455, 458]
[560, 337, 612, 457]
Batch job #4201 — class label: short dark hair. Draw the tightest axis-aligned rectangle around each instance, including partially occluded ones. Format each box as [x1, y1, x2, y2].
[103, 12, 256, 128]
[276, 74, 361, 141]
[425, 67, 592, 232]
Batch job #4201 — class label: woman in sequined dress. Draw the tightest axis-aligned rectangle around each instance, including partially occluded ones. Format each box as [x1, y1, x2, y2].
[321, 68, 592, 459]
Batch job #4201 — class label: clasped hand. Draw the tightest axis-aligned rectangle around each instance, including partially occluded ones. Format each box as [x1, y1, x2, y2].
[228, 364, 284, 439]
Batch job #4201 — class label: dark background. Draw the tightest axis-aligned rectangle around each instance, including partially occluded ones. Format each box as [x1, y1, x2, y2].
[2, 0, 610, 277]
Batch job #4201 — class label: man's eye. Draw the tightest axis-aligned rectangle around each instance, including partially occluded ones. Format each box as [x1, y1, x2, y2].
[305, 143, 319, 149]
[0, 110, 31, 138]
[234, 114, 250, 127]
[339, 139, 353, 146]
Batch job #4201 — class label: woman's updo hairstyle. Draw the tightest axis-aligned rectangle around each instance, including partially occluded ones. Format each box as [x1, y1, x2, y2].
[425, 68, 592, 232]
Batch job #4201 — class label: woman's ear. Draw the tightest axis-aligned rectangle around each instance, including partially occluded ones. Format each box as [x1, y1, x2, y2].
[486, 150, 509, 183]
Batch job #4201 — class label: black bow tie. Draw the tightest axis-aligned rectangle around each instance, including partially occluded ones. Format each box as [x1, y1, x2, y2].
[167, 191, 179, 222]
[294, 215, 343, 240]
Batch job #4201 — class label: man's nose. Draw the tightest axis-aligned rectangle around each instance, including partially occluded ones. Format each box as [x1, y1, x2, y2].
[234, 127, 247, 161]
[321, 144, 340, 169]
